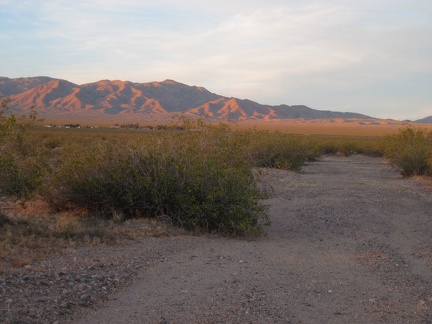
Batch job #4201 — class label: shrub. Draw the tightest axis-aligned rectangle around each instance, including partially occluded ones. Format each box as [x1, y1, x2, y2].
[0, 98, 46, 197]
[45, 123, 269, 236]
[318, 141, 339, 155]
[385, 126, 432, 176]
[337, 140, 357, 156]
[0, 152, 47, 197]
[0, 98, 38, 151]
[311, 137, 385, 157]
[234, 131, 320, 171]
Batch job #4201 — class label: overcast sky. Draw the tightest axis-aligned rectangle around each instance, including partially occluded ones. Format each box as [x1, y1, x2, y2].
[1, 0, 431, 119]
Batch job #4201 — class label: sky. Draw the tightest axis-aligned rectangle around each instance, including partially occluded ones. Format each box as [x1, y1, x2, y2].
[1, 0, 431, 120]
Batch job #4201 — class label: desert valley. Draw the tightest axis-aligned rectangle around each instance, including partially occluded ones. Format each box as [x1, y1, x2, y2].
[1, 76, 432, 323]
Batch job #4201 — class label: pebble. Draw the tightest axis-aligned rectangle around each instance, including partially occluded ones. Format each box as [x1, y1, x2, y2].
[0, 251, 154, 323]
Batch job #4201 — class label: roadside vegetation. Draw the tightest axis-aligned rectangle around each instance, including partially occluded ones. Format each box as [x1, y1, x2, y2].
[1, 97, 431, 269]
[384, 126, 432, 176]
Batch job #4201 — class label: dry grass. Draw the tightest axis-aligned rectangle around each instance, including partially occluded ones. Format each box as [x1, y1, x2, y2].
[0, 198, 183, 272]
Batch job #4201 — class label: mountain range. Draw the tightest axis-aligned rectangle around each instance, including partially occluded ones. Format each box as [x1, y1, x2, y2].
[1, 76, 430, 123]
[415, 116, 432, 123]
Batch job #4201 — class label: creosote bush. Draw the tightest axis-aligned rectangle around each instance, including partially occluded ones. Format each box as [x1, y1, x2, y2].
[45, 122, 269, 236]
[384, 126, 432, 176]
[0, 98, 46, 197]
[231, 130, 321, 171]
[5, 114, 416, 237]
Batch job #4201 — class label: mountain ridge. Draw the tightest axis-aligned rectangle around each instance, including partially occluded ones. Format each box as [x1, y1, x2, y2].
[415, 116, 432, 123]
[1, 76, 378, 121]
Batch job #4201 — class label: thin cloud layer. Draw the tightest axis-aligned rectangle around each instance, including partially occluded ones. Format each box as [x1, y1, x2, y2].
[1, 0, 431, 119]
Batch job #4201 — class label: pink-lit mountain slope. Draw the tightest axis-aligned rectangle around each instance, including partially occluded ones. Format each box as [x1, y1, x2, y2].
[1, 76, 372, 121]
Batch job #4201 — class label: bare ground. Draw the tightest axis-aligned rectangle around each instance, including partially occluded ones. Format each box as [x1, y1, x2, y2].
[68, 154, 432, 323]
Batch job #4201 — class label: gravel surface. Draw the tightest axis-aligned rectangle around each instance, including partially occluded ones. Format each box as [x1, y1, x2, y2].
[2, 154, 432, 323]
[0, 238, 178, 323]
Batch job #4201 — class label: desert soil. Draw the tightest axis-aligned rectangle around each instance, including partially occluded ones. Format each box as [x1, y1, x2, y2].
[2, 154, 431, 323]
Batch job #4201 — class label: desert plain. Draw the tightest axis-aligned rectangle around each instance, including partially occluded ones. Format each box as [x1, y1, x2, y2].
[1, 117, 432, 323]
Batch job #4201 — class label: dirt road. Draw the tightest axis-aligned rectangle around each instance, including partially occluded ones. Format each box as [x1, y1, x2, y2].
[76, 155, 432, 323]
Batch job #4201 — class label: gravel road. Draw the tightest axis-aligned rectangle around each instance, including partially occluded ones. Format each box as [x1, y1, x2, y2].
[2, 154, 431, 323]
[73, 154, 432, 323]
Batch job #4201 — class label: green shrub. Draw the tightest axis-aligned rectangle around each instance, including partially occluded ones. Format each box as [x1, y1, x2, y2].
[0, 152, 47, 197]
[385, 126, 432, 176]
[311, 137, 385, 157]
[0, 98, 47, 197]
[45, 124, 269, 236]
[234, 131, 319, 171]
[337, 140, 357, 156]
[0, 98, 38, 151]
[318, 141, 339, 155]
